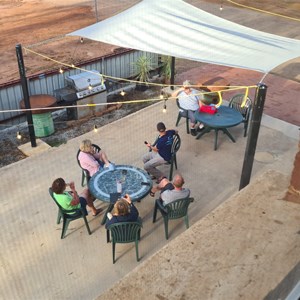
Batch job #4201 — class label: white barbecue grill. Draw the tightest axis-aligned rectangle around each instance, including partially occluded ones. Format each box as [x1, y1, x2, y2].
[54, 70, 107, 120]
[65, 71, 106, 99]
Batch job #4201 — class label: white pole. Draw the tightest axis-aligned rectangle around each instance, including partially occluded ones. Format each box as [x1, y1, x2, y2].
[94, 0, 99, 22]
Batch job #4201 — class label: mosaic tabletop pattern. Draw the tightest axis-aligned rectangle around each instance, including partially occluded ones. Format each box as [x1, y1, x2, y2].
[88, 164, 152, 203]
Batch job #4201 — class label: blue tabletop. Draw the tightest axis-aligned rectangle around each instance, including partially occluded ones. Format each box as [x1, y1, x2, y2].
[88, 164, 152, 203]
[194, 106, 243, 129]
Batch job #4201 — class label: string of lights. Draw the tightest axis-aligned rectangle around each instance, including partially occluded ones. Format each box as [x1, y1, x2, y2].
[24, 35, 67, 49]
[22, 46, 255, 90]
[0, 85, 256, 115]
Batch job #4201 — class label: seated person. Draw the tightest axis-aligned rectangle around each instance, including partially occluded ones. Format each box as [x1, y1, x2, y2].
[143, 122, 177, 181]
[105, 194, 139, 228]
[160, 174, 190, 206]
[78, 139, 114, 177]
[172, 80, 202, 136]
[51, 177, 102, 216]
[149, 176, 174, 197]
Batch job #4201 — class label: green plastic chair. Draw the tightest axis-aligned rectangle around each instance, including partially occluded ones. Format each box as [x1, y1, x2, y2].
[175, 98, 190, 134]
[229, 94, 252, 137]
[153, 197, 194, 240]
[168, 133, 181, 180]
[48, 187, 91, 239]
[106, 219, 143, 264]
[76, 144, 101, 186]
[152, 133, 181, 180]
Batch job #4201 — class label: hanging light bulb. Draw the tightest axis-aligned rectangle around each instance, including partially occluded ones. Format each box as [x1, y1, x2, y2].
[160, 90, 164, 99]
[93, 125, 98, 132]
[220, 4, 223, 11]
[88, 84, 93, 90]
[59, 68, 63, 74]
[16, 131, 22, 140]
[120, 90, 126, 96]
[162, 101, 167, 113]
[80, 37, 84, 43]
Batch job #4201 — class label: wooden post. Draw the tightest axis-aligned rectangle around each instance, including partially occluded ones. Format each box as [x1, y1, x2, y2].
[239, 83, 267, 190]
[170, 56, 175, 90]
[16, 44, 36, 147]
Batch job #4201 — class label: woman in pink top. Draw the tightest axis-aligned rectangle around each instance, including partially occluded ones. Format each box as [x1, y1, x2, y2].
[78, 139, 114, 176]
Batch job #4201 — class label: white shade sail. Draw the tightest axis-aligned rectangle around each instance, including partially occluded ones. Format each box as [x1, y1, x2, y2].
[68, 0, 300, 74]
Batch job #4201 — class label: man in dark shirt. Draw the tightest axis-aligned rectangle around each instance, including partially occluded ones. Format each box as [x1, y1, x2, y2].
[143, 122, 177, 180]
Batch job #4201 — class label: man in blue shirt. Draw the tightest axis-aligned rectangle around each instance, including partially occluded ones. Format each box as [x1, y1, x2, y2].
[143, 122, 177, 181]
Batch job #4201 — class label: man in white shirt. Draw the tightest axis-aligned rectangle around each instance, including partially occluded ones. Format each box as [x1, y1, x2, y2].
[172, 80, 203, 136]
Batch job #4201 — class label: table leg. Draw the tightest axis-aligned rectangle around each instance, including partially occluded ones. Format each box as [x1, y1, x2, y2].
[222, 128, 236, 143]
[101, 203, 114, 225]
[196, 127, 211, 140]
[214, 129, 219, 151]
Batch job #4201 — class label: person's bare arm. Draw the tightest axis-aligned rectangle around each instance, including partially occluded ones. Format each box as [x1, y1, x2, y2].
[171, 87, 184, 98]
[69, 182, 80, 206]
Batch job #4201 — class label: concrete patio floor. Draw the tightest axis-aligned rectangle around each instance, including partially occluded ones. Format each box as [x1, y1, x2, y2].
[0, 96, 298, 299]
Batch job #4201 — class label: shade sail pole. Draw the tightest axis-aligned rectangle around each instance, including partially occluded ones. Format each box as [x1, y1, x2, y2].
[239, 83, 267, 190]
[170, 56, 175, 90]
[16, 44, 36, 147]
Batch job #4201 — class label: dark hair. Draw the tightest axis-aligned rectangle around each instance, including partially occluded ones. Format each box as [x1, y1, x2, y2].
[212, 97, 219, 104]
[52, 178, 66, 194]
[157, 122, 166, 132]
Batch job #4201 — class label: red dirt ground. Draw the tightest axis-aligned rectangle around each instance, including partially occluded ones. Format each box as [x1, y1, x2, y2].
[1, 0, 299, 85]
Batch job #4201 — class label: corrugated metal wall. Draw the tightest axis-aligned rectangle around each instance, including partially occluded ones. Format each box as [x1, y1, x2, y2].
[0, 50, 159, 126]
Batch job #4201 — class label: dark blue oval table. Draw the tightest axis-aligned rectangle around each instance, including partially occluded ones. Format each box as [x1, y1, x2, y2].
[89, 164, 152, 224]
[194, 106, 243, 150]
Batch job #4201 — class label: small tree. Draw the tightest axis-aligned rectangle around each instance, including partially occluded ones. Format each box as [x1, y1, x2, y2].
[132, 55, 154, 90]
[160, 55, 173, 83]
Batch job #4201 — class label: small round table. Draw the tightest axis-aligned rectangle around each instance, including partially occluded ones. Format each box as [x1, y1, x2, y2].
[194, 106, 243, 150]
[89, 164, 152, 224]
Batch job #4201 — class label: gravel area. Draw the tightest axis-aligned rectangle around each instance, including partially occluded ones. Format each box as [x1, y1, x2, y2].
[0, 85, 161, 168]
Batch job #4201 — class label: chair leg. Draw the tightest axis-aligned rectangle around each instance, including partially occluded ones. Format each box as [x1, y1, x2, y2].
[82, 215, 91, 235]
[135, 240, 140, 262]
[112, 242, 116, 264]
[175, 114, 181, 127]
[186, 117, 190, 134]
[169, 160, 174, 181]
[57, 210, 62, 224]
[106, 229, 110, 243]
[174, 155, 178, 170]
[81, 170, 85, 187]
[163, 216, 169, 240]
[184, 215, 189, 229]
[61, 218, 70, 239]
[153, 201, 158, 223]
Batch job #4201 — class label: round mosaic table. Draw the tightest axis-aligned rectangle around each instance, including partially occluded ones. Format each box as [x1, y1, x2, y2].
[88, 164, 152, 224]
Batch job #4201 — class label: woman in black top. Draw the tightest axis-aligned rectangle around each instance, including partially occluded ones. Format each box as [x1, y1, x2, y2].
[105, 194, 139, 228]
